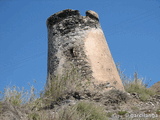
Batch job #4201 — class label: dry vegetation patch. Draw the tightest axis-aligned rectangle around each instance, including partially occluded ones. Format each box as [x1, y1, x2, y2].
[0, 67, 160, 120]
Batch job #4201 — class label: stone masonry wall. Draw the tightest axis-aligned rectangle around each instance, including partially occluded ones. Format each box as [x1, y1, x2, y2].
[46, 9, 124, 91]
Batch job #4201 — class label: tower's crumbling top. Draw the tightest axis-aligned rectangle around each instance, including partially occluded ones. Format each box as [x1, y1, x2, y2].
[47, 9, 100, 35]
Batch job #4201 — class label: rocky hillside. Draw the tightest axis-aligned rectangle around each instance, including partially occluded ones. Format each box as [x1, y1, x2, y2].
[0, 80, 160, 120]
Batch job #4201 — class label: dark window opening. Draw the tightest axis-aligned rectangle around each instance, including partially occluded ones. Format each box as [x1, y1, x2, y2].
[70, 48, 75, 57]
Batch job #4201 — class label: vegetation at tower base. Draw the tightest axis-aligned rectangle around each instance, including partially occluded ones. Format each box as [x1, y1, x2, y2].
[55, 101, 108, 120]
[0, 70, 160, 120]
[117, 64, 157, 101]
[44, 64, 93, 102]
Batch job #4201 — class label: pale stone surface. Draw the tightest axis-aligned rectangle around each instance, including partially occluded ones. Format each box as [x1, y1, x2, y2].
[46, 9, 124, 91]
[84, 28, 124, 91]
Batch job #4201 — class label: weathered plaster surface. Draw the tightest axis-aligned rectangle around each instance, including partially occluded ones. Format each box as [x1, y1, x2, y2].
[84, 28, 124, 90]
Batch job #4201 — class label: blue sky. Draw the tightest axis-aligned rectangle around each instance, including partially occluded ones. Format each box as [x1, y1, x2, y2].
[0, 0, 160, 93]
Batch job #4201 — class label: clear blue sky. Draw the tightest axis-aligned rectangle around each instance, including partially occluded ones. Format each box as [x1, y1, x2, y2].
[0, 0, 160, 92]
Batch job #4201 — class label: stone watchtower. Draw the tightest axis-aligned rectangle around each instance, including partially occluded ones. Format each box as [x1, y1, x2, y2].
[46, 9, 124, 91]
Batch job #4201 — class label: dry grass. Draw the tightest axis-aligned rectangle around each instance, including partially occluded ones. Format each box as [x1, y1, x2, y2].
[0, 86, 109, 120]
[124, 73, 155, 101]
[44, 65, 91, 102]
[0, 65, 159, 119]
[0, 85, 42, 120]
[55, 101, 108, 120]
[2, 86, 37, 105]
[117, 64, 156, 101]
[125, 81, 156, 101]
[0, 66, 105, 120]
[104, 89, 129, 105]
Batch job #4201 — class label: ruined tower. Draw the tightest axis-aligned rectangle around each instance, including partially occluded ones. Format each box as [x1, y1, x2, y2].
[46, 9, 124, 91]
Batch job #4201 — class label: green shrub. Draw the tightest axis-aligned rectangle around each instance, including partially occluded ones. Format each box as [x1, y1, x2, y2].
[106, 112, 113, 117]
[56, 101, 108, 120]
[105, 89, 129, 104]
[28, 113, 40, 120]
[117, 111, 127, 116]
[125, 82, 155, 101]
[156, 108, 160, 115]
[117, 69, 156, 101]
[57, 107, 80, 120]
[75, 101, 108, 120]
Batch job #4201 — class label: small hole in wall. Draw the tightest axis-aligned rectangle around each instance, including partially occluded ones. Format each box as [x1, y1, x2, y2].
[70, 48, 75, 57]
[106, 68, 112, 72]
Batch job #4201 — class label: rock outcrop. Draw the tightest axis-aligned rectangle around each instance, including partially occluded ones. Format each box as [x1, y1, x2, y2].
[46, 9, 124, 91]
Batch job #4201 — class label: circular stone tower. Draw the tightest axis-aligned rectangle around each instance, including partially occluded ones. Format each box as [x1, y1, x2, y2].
[46, 9, 124, 91]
